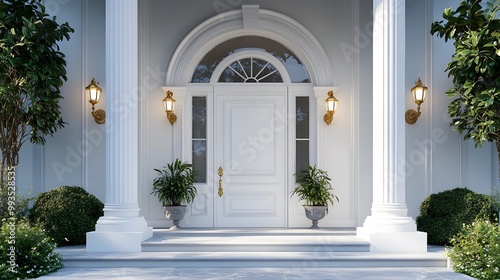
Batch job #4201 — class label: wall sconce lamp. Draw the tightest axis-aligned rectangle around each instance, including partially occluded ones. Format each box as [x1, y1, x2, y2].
[85, 78, 105, 124]
[405, 78, 428, 125]
[162, 90, 177, 125]
[324, 90, 338, 125]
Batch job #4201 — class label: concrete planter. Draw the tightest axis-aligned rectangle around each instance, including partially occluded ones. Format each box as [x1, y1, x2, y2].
[304, 205, 327, 229]
[164, 205, 187, 229]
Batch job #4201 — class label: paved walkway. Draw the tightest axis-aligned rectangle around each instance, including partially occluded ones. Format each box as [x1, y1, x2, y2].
[38, 266, 474, 279]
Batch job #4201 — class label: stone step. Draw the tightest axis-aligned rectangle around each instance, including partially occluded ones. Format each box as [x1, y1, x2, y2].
[58, 248, 448, 268]
[56, 229, 448, 269]
[142, 228, 370, 252]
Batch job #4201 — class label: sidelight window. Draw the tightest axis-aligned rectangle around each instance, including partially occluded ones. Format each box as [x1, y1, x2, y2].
[295, 96, 309, 175]
[192, 96, 207, 183]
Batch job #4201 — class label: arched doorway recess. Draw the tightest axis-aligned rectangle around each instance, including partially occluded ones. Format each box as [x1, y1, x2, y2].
[163, 5, 338, 228]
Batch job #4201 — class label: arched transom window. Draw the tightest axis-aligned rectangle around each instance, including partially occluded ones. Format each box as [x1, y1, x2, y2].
[218, 57, 282, 83]
[191, 36, 310, 83]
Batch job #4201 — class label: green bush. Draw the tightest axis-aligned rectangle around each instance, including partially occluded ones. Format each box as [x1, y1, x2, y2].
[448, 220, 500, 280]
[416, 187, 497, 245]
[30, 186, 104, 246]
[0, 219, 63, 279]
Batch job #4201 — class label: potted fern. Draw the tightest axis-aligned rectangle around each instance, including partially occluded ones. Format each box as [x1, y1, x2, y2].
[151, 159, 197, 229]
[290, 165, 339, 229]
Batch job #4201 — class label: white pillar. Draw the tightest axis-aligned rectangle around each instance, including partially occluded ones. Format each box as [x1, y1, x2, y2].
[86, 0, 152, 252]
[356, 0, 427, 252]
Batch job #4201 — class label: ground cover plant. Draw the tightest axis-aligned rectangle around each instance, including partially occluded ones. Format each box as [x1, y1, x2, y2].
[0, 219, 63, 279]
[447, 219, 500, 280]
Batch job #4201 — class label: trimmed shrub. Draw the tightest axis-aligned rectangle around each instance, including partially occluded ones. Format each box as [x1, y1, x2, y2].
[416, 187, 497, 245]
[448, 220, 500, 280]
[0, 219, 63, 279]
[30, 186, 104, 246]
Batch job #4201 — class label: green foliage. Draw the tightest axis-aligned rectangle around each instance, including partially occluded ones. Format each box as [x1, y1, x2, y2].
[430, 0, 500, 156]
[0, 0, 74, 177]
[0, 184, 33, 225]
[448, 220, 500, 280]
[30, 186, 104, 246]
[290, 165, 339, 208]
[0, 219, 63, 279]
[151, 159, 197, 206]
[492, 186, 500, 212]
[416, 187, 498, 245]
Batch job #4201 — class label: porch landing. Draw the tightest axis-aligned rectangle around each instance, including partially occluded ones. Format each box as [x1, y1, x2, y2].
[59, 228, 449, 268]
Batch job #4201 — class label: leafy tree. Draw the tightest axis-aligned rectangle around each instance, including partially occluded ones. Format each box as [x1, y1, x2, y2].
[0, 0, 73, 181]
[431, 0, 500, 177]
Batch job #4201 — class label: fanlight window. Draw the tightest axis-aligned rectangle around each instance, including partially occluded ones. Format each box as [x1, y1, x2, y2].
[191, 36, 310, 83]
[218, 57, 282, 83]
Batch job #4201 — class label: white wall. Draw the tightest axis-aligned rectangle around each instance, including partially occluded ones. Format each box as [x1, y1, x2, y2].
[16, 0, 496, 227]
[17, 0, 106, 201]
[404, 0, 495, 219]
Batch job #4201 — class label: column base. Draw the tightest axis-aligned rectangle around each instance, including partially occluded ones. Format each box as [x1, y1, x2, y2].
[357, 227, 427, 252]
[357, 204, 427, 252]
[86, 205, 153, 252]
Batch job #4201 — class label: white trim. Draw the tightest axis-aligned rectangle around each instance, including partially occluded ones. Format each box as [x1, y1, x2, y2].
[81, 0, 88, 190]
[166, 5, 334, 86]
[314, 87, 338, 169]
[139, 0, 149, 220]
[350, 0, 360, 225]
[161, 87, 187, 161]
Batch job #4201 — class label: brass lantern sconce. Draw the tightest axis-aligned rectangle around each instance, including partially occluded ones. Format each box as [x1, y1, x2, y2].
[405, 78, 428, 125]
[85, 78, 105, 124]
[162, 90, 177, 125]
[324, 90, 338, 125]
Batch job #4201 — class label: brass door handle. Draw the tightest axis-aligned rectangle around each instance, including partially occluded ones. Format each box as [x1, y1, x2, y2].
[218, 166, 224, 197]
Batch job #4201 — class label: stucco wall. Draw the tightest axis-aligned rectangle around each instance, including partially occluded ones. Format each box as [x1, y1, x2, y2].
[17, 0, 106, 202]
[405, 0, 496, 219]
[15, 0, 498, 227]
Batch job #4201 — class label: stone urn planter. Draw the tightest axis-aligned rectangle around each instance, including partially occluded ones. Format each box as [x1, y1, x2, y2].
[151, 159, 197, 230]
[164, 205, 187, 229]
[304, 205, 327, 229]
[290, 165, 339, 229]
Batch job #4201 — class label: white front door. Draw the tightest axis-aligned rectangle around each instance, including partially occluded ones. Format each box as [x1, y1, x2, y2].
[214, 86, 287, 227]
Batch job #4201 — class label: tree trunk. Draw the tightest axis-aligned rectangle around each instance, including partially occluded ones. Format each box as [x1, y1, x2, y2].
[0, 147, 19, 187]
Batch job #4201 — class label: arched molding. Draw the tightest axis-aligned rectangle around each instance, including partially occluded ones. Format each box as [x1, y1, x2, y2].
[166, 5, 335, 86]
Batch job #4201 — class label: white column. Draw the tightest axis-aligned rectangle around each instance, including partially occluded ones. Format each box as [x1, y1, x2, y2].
[356, 0, 427, 252]
[86, 0, 152, 252]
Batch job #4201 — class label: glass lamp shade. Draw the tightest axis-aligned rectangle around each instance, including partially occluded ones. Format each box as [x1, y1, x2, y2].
[325, 91, 338, 112]
[411, 78, 427, 105]
[163, 91, 176, 112]
[86, 78, 102, 105]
